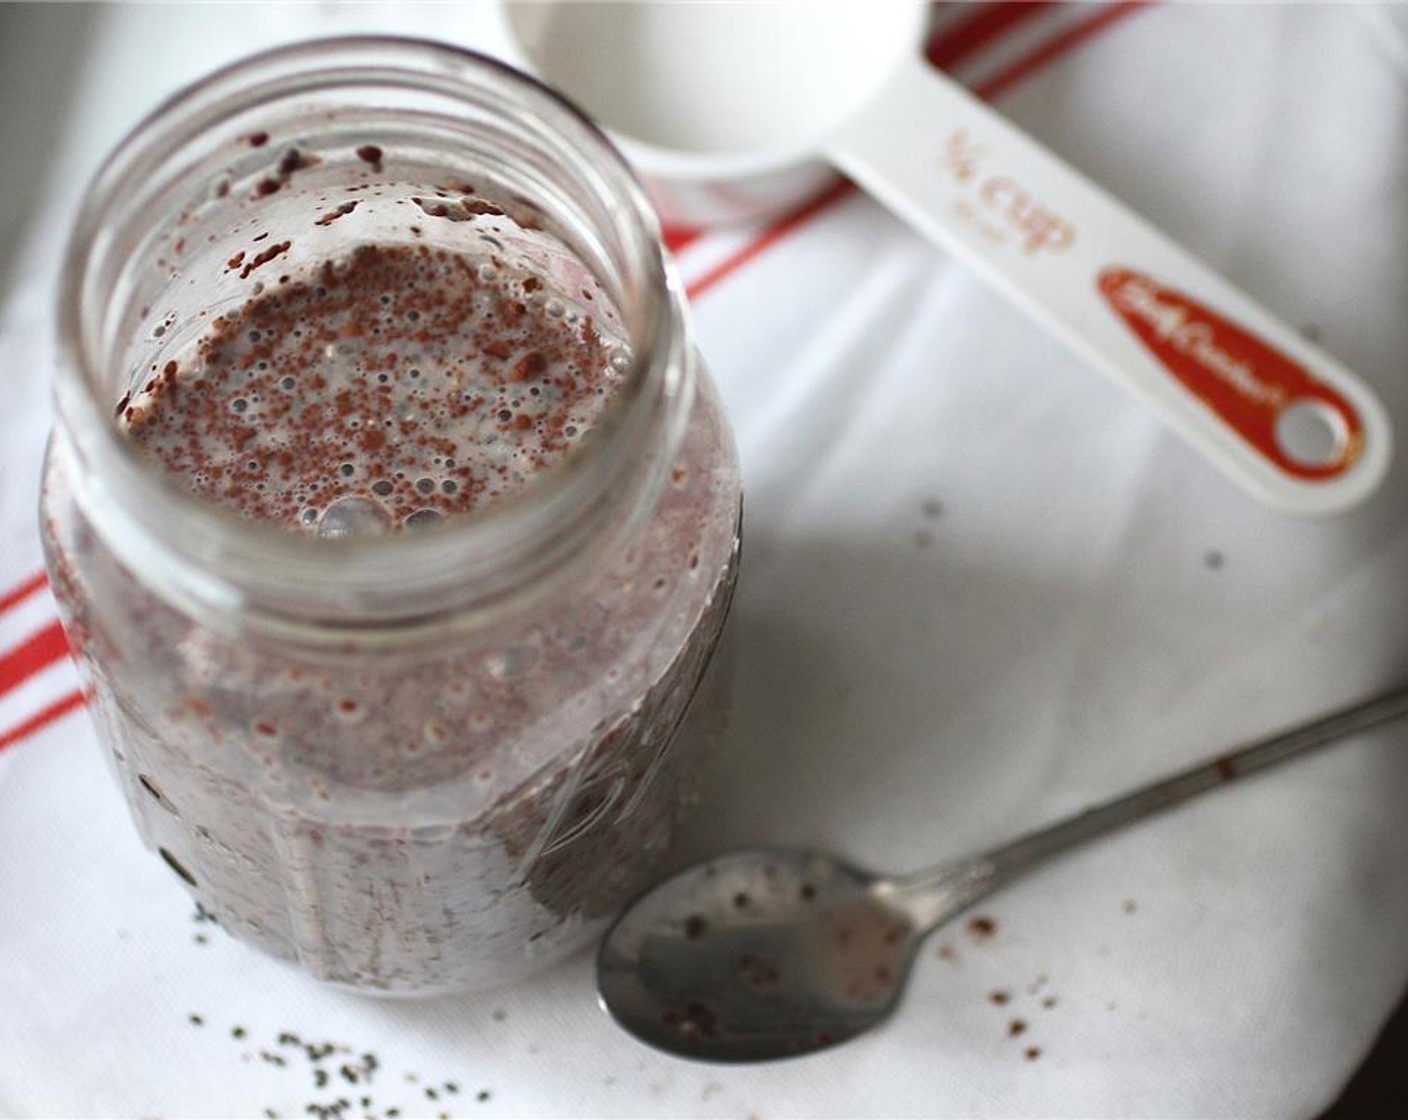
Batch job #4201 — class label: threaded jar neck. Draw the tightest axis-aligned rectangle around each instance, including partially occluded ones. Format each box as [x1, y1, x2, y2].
[54, 37, 693, 645]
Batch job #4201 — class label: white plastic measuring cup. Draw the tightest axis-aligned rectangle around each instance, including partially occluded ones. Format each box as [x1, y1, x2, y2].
[489, 2, 1391, 516]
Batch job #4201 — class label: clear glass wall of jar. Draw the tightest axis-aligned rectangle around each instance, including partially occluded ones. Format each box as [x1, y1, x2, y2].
[41, 38, 742, 996]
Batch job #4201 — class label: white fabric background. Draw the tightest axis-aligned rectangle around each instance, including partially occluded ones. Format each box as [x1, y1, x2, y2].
[2, 4, 1408, 1117]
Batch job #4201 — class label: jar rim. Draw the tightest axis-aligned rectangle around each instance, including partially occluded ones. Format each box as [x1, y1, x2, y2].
[54, 36, 690, 638]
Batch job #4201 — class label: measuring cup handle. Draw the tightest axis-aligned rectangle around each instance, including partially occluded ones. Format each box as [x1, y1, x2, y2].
[822, 56, 1391, 516]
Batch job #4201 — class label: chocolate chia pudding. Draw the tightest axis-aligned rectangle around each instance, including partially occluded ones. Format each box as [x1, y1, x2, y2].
[40, 41, 742, 995]
[124, 243, 628, 538]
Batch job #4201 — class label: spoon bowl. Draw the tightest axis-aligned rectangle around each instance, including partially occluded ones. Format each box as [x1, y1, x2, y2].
[598, 683, 1408, 1061]
[597, 847, 918, 1062]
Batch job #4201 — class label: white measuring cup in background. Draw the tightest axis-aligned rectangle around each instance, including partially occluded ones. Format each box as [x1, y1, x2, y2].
[488, 2, 1391, 516]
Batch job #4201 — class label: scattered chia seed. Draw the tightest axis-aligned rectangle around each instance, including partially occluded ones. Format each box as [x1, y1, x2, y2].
[189, 1013, 204, 1026]
[966, 915, 997, 941]
[215, 1022, 454, 1119]
[476, 1090, 491, 1103]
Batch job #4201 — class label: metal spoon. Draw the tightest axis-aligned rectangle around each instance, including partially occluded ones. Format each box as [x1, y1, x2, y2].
[596, 682, 1408, 1062]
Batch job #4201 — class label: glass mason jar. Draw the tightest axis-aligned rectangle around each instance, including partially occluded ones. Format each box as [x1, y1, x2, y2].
[40, 38, 742, 996]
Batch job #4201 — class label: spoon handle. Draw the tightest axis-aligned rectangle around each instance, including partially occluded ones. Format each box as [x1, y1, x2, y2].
[892, 682, 1408, 929]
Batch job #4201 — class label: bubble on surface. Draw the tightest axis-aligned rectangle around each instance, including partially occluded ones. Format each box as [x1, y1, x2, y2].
[317, 495, 393, 540]
[404, 508, 443, 530]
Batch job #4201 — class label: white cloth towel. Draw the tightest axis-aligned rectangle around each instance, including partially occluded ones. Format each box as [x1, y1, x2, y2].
[3, 4, 1408, 1117]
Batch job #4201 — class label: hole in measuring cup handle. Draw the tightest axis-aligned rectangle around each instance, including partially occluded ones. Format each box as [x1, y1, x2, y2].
[1275, 399, 1352, 470]
[1097, 267, 1365, 480]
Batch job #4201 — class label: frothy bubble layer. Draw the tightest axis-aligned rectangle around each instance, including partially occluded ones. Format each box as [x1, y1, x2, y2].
[121, 242, 624, 536]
